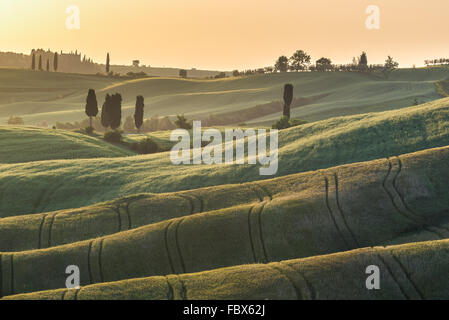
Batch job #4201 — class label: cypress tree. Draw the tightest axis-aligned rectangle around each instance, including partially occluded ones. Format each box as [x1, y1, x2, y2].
[110, 93, 122, 130]
[31, 52, 36, 70]
[38, 56, 42, 71]
[85, 89, 99, 130]
[46, 59, 50, 72]
[53, 52, 58, 72]
[134, 96, 145, 133]
[101, 94, 111, 129]
[106, 53, 110, 74]
[283, 84, 294, 119]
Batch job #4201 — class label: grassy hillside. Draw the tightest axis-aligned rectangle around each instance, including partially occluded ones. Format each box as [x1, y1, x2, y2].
[0, 126, 135, 164]
[1, 97, 449, 216]
[1, 142, 449, 252]
[1, 67, 448, 126]
[4, 238, 449, 300]
[0, 144, 448, 297]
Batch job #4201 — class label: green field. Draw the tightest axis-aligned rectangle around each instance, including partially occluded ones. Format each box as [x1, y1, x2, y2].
[2, 67, 449, 300]
[1, 67, 448, 126]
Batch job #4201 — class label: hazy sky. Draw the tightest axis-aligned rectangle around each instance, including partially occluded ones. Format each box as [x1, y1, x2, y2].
[1, 0, 448, 70]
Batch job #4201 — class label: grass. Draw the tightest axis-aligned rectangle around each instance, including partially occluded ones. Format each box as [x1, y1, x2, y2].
[0, 126, 135, 164]
[4, 238, 449, 300]
[0, 144, 449, 297]
[1, 97, 449, 217]
[1, 67, 449, 126]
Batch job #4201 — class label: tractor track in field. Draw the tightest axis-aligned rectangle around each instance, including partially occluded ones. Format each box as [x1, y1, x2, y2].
[383, 157, 449, 238]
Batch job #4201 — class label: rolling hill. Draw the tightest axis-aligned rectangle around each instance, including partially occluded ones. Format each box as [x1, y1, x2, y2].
[0, 126, 135, 164]
[1, 142, 449, 298]
[1, 97, 449, 217]
[1, 67, 448, 126]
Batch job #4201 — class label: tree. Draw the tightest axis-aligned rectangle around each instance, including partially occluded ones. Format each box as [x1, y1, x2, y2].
[85, 89, 98, 130]
[38, 56, 42, 71]
[179, 69, 187, 78]
[283, 84, 294, 119]
[31, 52, 36, 70]
[54, 52, 58, 72]
[109, 93, 122, 130]
[359, 52, 368, 71]
[275, 56, 289, 72]
[175, 115, 192, 130]
[315, 57, 332, 72]
[106, 53, 110, 74]
[289, 50, 311, 71]
[383, 56, 399, 78]
[232, 70, 240, 77]
[46, 59, 50, 72]
[101, 94, 112, 129]
[134, 95, 144, 133]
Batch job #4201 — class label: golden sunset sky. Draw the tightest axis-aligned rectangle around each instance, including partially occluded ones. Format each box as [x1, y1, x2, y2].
[0, 0, 448, 70]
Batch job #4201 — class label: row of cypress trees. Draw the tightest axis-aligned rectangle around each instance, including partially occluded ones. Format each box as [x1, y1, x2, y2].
[31, 52, 58, 71]
[85, 89, 145, 133]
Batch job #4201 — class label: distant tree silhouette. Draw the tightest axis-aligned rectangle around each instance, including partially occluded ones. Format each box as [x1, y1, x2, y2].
[359, 52, 368, 71]
[283, 84, 294, 119]
[289, 50, 311, 71]
[53, 52, 58, 72]
[106, 53, 110, 74]
[315, 57, 332, 72]
[109, 93, 122, 130]
[31, 52, 36, 70]
[383, 56, 399, 78]
[275, 56, 289, 72]
[38, 56, 43, 71]
[85, 89, 98, 130]
[134, 95, 144, 133]
[179, 69, 187, 78]
[101, 94, 112, 129]
[46, 59, 50, 72]
[175, 115, 192, 130]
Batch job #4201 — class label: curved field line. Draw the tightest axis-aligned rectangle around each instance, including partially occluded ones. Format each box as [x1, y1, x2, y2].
[247, 205, 258, 263]
[61, 289, 67, 300]
[280, 261, 315, 300]
[176, 194, 195, 214]
[125, 202, 132, 229]
[384, 158, 447, 238]
[334, 173, 360, 247]
[37, 213, 47, 249]
[174, 219, 186, 274]
[323, 177, 351, 250]
[47, 213, 58, 248]
[269, 264, 301, 299]
[98, 239, 105, 283]
[389, 252, 425, 300]
[73, 288, 80, 300]
[165, 276, 174, 300]
[87, 240, 94, 284]
[112, 206, 122, 232]
[188, 193, 204, 212]
[257, 203, 269, 263]
[376, 253, 409, 300]
[164, 221, 176, 274]
[256, 184, 273, 201]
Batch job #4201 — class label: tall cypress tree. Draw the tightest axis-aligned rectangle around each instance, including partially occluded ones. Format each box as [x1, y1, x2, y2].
[53, 52, 58, 72]
[110, 93, 122, 130]
[85, 89, 99, 130]
[46, 59, 50, 72]
[134, 96, 145, 133]
[38, 56, 42, 71]
[283, 84, 294, 119]
[101, 94, 111, 129]
[106, 53, 110, 74]
[31, 52, 36, 70]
